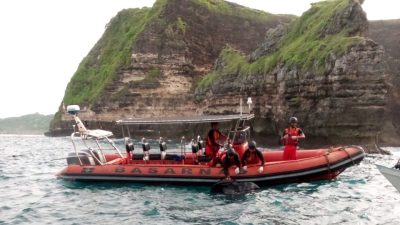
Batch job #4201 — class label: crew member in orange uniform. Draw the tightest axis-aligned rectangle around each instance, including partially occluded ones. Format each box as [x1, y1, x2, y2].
[241, 141, 265, 173]
[205, 122, 227, 166]
[281, 117, 305, 160]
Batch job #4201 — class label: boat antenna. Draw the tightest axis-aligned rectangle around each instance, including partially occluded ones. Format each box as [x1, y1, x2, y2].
[66, 105, 88, 134]
[240, 98, 243, 117]
[247, 97, 252, 113]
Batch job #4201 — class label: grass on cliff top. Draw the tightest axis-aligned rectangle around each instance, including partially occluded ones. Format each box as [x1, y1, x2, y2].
[275, 0, 364, 72]
[62, 0, 167, 106]
[197, 47, 247, 90]
[197, 0, 365, 89]
[192, 0, 275, 22]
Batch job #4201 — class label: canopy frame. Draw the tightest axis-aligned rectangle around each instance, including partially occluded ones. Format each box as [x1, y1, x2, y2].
[116, 113, 255, 125]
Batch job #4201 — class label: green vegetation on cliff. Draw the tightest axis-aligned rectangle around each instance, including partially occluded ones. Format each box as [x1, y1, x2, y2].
[193, 0, 274, 22]
[197, 47, 247, 89]
[197, 0, 365, 90]
[62, 0, 167, 105]
[129, 68, 162, 88]
[271, 0, 364, 72]
[0, 113, 53, 135]
[62, 0, 283, 107]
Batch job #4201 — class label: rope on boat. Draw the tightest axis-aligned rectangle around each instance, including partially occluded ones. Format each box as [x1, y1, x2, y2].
[323, 153, 332, 179]
[339, 146, 355, 166]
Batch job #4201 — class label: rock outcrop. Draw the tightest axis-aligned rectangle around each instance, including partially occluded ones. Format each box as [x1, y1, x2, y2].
[368, 19, 400, 145]
[195, 0, 389, 146]
[50, 0, 292, 135]
[50, 0, 399, 149]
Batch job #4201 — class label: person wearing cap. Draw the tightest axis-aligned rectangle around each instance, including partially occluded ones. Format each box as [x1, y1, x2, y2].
[241, 141, 265, 173]
[281, 117, 305, 160]
[205, 122, 227, 166]
[223, 145, 241, 180]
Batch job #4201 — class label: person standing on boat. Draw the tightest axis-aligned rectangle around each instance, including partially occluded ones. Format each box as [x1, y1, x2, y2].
[281, 117, 305, 160]
[223, 145, 241, 180]
[206, 122, 227, 165]
[241, 141, 265, 173]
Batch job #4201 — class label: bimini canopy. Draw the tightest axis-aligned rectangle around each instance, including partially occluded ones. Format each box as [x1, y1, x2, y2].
[116, 114, 255, 125]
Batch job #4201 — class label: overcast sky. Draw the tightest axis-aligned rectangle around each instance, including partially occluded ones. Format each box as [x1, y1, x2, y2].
[0, 0, 398, 119]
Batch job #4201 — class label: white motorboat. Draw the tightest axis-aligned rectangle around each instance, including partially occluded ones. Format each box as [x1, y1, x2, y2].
[376, 164, 400, 192]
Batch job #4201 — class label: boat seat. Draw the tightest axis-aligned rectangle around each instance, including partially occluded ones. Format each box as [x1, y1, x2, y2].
[89, 149, 107, 165]
[67, 151, 96, 166]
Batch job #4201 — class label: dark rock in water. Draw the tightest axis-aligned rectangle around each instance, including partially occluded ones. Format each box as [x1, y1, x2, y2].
[211, 180, 260, 195]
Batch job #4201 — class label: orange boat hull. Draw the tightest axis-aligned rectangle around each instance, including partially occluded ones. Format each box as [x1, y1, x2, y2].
[57, 146, 364, 186]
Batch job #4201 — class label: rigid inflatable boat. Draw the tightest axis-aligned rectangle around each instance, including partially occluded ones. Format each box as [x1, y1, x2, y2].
[57, 105, 364, 186]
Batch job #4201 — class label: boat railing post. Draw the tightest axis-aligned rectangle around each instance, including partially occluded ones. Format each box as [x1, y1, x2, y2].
[231, 119, 241, 145]
[240, 98, 243, 117]
[121, 125, 125, 139]
[181, 136, 185, 165]
[71, 131, 83, 166]
[94, 139, 106, 165]
[106, 137, 124, 158]
[125, 137, 131, 164]
[127, 126, 131, 139]
[191, 139, 195, 164]
[247, 97, 252, 114]
[227, 122, 234, 145]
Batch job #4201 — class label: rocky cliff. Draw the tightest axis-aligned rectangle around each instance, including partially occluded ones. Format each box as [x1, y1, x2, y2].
[195, 0, 389, 146]
[50, 0, 398, 149]
[50, 0, 292, 135]
[368, 19, 400, 145]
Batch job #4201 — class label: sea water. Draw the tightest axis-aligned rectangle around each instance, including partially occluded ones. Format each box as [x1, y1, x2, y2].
[0, 135, 400, 225]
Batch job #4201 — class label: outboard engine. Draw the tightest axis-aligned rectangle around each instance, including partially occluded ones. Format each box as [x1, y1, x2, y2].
[125, 138, 134, 162]
[159, 137, 167, 160]
[125, 138, 134, 153]
[191, 139, 199, 154]
[197, 135, 204, 155]
[190, 139, 199, 164]
[142, 137, 150, 162]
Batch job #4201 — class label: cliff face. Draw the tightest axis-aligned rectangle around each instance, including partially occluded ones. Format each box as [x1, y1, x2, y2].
[195, 0, 389, 144]
[51, 0, 397, 147]
[91, 0, 291, 117]
[52, 0, 292, 132]
[368, 19, 400, 144]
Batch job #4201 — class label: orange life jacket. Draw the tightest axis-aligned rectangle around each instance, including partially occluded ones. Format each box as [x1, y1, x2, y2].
[284, 127, 301, 146]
